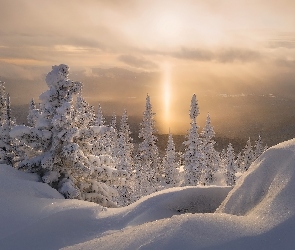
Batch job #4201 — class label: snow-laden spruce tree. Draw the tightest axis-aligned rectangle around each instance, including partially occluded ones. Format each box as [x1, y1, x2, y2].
[183, 94, 204, 186]
[136, 94, 161, 197]
[27, 99, 40, 127]
[109, 113, 119, 159]
[200, 113, 220, 185]
[253, 135, 265, 160]
[13, 99, 41, 165]
[10, 64, 123, 207]
[163, 132, 179, 187]
[242, 138, 254, 172]
[74, 94, 95, 129]
[225, 143, 237, 186]
[92, 104, 114, 156]
[115, 110, 135, 206]
[0, 82, 15, 165]
[235, 151, 243, 171]
[95, 104, 105, 126]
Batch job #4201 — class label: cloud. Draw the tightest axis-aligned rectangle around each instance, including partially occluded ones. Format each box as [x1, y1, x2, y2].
[173, 48, 213, 61]
[217, 48, 261, 63]
[268, 40, 295, 49]
[275, 59, 295, 68]
[118, 55, 158, 69]
[169, 47, 261, 63]
[266, 32, 295, 49]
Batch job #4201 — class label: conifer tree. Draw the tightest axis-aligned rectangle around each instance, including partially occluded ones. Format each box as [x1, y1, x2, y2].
[74, 94, 95, 128]
[6, 94, 13, 125]
[0, 82, 15, 166]
[253, 135, 264, 160]
[0, 81, 7, 123]
[200, 113, 219, 185]
[235, 151, 243, 172]
[11, 64, 124, 207]
[163, 132, 179, 187]
[242, 138, 254, 171]
[116, 110, 135, 206]
[95, 104, 105, 126]
[183, 94, 204, 186]
[136, 94, 160, 196]
[110, 112, 118, 158]
[111, 113, 117, 129]
[27, 99, 40, 127]
[225, 143, 237, 186]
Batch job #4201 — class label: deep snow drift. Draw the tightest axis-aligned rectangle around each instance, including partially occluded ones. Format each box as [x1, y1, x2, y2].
[1, 139, 295, 249]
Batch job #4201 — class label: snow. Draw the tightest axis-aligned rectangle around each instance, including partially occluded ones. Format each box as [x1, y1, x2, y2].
[9, 125, 31, 138]
[1, 139, 295, 249]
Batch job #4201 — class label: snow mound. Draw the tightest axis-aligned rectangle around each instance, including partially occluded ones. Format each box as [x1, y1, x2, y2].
[102, 186, 231, 228]
[0, 164, 230, 249]
[0, 165, 103, 249]
[217, 138, 295, 224]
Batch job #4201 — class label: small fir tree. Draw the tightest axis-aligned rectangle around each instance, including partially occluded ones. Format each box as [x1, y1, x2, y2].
[136, 94, 160, 197]
[183, 94, 204, 186]
[242, 138, 254, 172]
[95, 104, 105, 126]
[253, 135, 264, 160]
[0, 82, 15, 165]
[163, 132, 179, 187]
[115, 110, 135, 206]
[27, 99, 40, 127]
[235, 151, 244, 172]
[200, 113, 220, 185]
[225, 143, 237, 186]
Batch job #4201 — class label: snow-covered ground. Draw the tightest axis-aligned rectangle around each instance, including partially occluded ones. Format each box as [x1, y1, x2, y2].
[1, 139, 295, 249]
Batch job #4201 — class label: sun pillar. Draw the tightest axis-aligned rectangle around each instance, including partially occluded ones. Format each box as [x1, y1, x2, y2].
[162, 62, 171, 133]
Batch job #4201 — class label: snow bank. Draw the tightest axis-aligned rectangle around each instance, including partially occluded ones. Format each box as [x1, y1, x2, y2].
[0, 165, 103, 249]
[217, 138, 295, 225]
[100, 186, 231, 228]
[0, 164, 230, 249]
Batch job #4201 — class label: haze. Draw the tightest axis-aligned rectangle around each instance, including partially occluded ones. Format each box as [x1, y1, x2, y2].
[1, 0, 295, 134]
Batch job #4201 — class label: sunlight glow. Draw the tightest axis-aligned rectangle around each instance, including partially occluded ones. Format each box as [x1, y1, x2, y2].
[163, 62, 171, 133]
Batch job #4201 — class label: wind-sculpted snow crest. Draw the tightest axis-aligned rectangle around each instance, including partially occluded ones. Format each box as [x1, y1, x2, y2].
[217, 138, 295, 223]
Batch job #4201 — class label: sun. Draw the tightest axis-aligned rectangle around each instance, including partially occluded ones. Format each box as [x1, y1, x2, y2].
[153, 12, 184, 42]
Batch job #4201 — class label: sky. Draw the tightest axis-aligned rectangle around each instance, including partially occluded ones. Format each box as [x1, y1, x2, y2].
[1, 0, 295, 134]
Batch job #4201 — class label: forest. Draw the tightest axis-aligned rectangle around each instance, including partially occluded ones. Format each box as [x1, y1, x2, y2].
[0, 64, 266, 207]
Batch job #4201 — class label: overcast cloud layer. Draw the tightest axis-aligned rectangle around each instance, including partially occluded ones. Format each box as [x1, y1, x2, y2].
[1, 0, 295, 133]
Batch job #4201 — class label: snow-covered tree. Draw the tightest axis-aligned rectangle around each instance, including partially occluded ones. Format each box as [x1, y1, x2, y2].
[0, 82, 15, 166]
[91, 105, 116, 158]
[183, 94, 204, 186]
[225, 143, 237, 186]
[27, 99, 40, 127]
[163, 132, 179, 187]
[242, 138, 254, 172]
[235, 151, 243, 172]
[95, 104, 105, 126]
[136, 94, 161, 197]
[115, 110, 135, 206]
[11, 64, 124, 207]
[200, 113, 220, 185]
[111, 113, 117, 129]
[6, 94, 13, 125]
[109, 112, 118, 157]
[253, 135, 264, 160]
[74, 94, 95, 129]
[190, 93, 199, 120]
